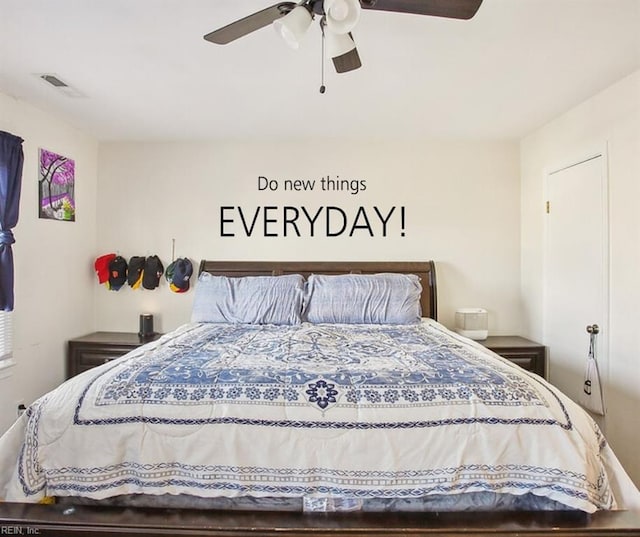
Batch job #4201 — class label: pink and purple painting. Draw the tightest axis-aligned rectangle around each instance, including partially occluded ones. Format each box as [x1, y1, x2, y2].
[39, 148, 75, 221]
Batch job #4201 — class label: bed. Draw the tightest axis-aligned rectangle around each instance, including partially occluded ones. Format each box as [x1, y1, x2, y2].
[1, 260, 640, 536]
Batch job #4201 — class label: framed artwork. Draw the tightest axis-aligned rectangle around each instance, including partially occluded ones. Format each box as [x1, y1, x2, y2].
[39, 148, 75, 221]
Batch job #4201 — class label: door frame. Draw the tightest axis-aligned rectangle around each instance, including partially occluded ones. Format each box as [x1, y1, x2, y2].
[542, 143, 610, 402]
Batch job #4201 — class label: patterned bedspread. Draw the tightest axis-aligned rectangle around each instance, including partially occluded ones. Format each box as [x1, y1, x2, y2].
[0, 320, 635, 512]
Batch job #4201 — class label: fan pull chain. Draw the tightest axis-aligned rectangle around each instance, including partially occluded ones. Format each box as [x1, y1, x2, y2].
[319, 19, 326, 94]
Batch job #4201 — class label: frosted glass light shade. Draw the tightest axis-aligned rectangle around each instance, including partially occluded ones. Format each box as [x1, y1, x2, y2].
[273, 6, 313, 49]
[324, 0, 360, 34]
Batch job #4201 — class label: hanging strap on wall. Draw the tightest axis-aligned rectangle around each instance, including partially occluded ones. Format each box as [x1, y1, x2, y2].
[580, 324, 605, 416]
[587, 323, 599, 363]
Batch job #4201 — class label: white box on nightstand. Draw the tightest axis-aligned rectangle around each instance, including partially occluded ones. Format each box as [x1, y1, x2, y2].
[454, 308, 488, 340]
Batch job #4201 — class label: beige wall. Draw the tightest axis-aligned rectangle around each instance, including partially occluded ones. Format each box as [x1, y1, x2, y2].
[520, 69, 640, 484]
[96, 140, 522, 335]
[0, 92, 98, 434]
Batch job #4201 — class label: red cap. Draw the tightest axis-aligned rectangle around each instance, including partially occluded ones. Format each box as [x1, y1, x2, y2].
[94, 253, 116, 284]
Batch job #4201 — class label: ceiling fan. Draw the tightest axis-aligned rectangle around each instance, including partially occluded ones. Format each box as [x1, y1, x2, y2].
[204, 0, 483, 75]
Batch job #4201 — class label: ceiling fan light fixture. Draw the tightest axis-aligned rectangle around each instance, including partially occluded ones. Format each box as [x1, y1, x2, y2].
[326, 30, 356, 58]
[273, 5, 313, 49]
[324, 0, 360, 34]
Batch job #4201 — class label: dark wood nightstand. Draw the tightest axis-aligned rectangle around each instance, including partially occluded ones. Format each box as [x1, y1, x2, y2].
[479, 335, 546, 378]
[67, 331, 160, 379]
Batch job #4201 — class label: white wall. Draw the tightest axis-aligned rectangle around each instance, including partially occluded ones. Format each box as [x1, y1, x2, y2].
[521, 69, 640, 484]
[96, 140, 522, 335]
[0, 92, 98, 435]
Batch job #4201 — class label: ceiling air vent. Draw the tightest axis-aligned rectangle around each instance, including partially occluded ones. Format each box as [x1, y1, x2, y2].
[40, 74, 68, 87]
[36, 73, 85, 97]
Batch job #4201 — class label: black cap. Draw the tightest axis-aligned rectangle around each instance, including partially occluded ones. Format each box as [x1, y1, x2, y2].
[127, 256, 145, 288]
[108, 256, 128, 291]
[142, 255, 164, 290]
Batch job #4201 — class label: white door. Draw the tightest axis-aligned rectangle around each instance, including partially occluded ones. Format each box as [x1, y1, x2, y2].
[543, 154, 608, 409]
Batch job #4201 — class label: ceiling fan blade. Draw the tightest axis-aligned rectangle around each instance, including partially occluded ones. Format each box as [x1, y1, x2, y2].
[333, 47, 362, 73]
[204, 2, 297, 44]
[360, 0, 483, 20]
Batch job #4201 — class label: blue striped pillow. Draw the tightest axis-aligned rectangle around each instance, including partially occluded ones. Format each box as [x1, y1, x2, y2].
[191, 273, 304, 325]
[303, 273, 422, 324]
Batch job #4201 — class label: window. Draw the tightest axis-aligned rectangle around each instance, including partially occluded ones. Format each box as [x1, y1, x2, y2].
[0, 310, 14, 375]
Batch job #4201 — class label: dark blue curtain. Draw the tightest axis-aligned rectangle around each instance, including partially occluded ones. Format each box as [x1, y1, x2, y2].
[0, 131, 24, 311]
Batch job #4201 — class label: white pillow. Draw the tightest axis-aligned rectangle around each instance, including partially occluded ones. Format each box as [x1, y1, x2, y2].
[191, 273, 304, 325]
[303, 273, 422, 324]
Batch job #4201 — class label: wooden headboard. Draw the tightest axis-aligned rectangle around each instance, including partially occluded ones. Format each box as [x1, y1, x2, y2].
[198, 260, 438, 321]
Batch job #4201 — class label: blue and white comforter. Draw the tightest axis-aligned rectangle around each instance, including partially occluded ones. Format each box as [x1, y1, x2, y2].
[0, 319, 638, 512]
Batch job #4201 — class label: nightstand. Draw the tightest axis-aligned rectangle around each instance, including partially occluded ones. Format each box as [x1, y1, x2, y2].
[479, 335, 546, 378]
[67, 331, 160, 379]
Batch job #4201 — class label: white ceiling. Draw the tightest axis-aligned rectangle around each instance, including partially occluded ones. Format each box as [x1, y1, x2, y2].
[1, 0, 639, 142]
